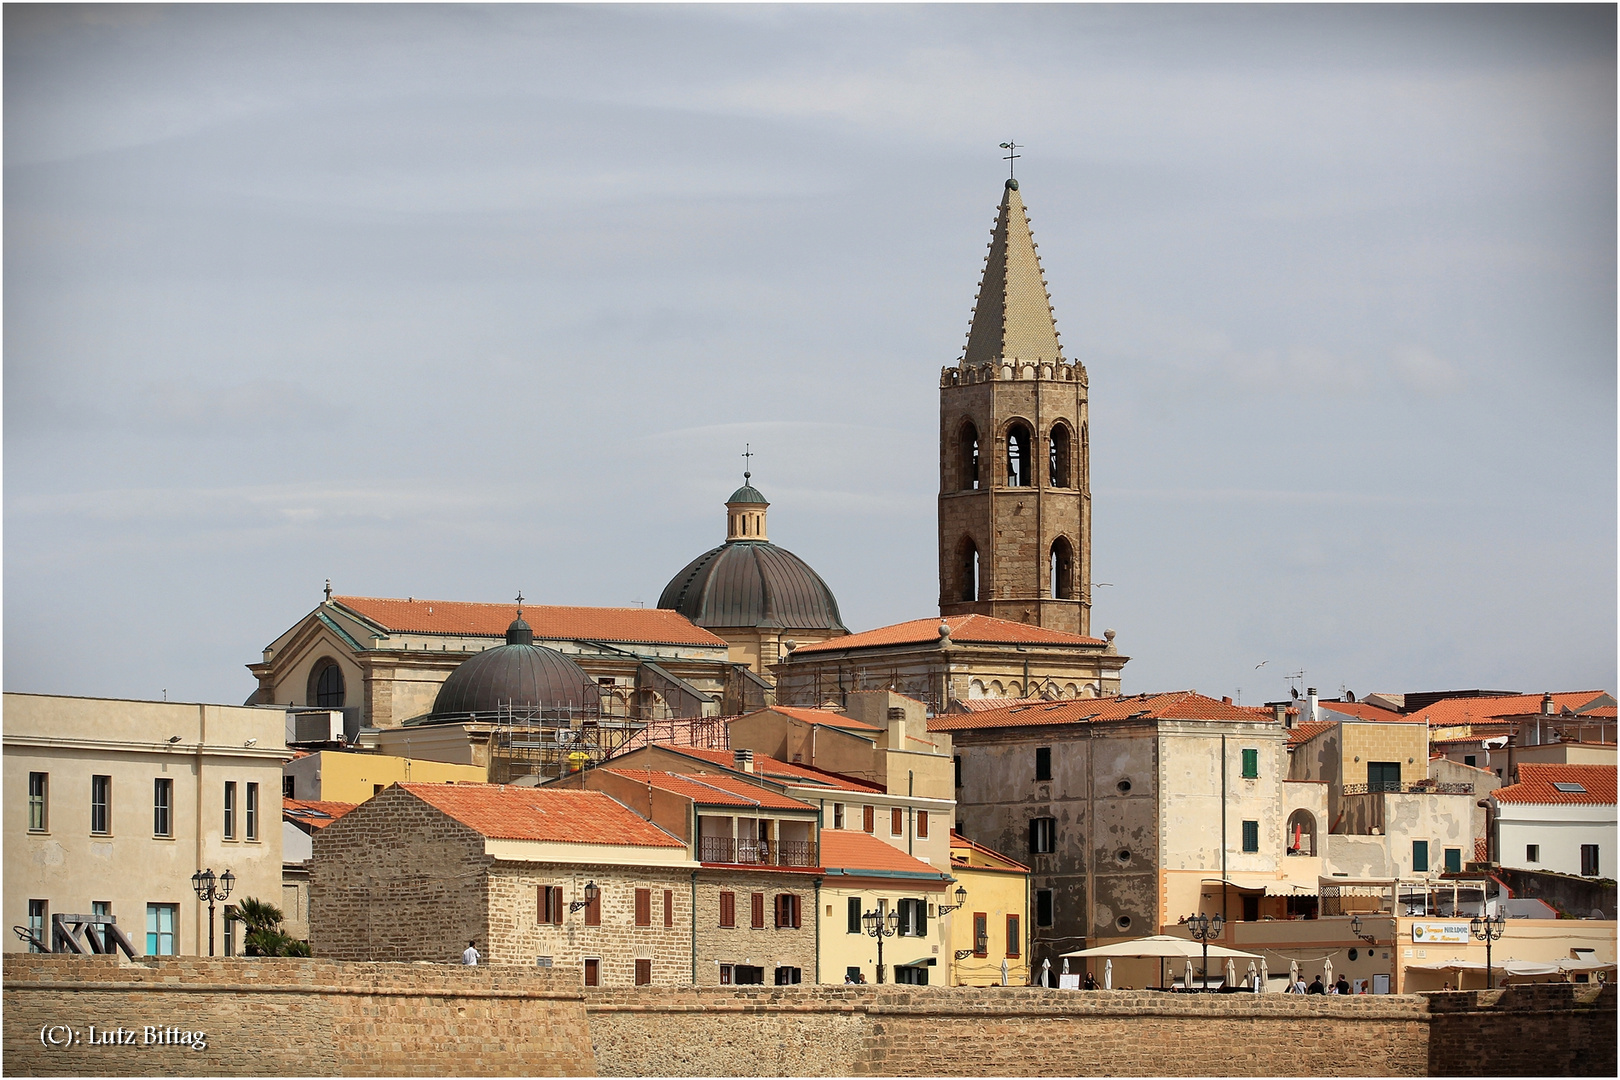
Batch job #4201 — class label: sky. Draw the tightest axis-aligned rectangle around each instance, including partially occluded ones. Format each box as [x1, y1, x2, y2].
[5, 3, 1615, 708]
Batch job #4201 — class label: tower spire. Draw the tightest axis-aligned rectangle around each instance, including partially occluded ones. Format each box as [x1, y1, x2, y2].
[962, 179, 1064, 368]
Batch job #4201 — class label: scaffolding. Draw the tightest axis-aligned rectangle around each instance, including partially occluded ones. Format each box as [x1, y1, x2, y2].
[615, 714, 730, 755]
[474, 702, 648, 784]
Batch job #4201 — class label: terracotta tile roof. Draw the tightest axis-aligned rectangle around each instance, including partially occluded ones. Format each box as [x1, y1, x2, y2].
[1408, 692, 1613, 728]
[1493, 764, 1615, 806]
[788, 613, 1105, 655]
[927, 691, 1273, 732]
[1475, 837, 1489, 863]
[819, 829, 948, 878]
[598, 769, 816, 811]
[956, 697, 1048, 712]
[1317, 701, 1414, 722]
[1583, 706, 1617, 719]
[643, 745, 884, 793]
[282, 798, 358, 829]
[1287, 721, 1338, 747]
[332, 596, 726, 648]
[949, 831, 1030, 873]
[738, 705, 879, 731]
[399, 783, 685, 846]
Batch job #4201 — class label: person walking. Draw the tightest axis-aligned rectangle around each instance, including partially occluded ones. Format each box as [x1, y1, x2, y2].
[462, 939, 481, 966]
[1307, 975, 1326, 995]
[1083, 972, 1098, 990]
[1335, 975, 1351, 996]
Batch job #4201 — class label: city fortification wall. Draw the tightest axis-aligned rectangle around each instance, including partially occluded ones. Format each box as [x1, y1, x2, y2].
[5, 955, 1613, 1077]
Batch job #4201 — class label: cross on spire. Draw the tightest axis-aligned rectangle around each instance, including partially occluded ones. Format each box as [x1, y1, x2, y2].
[515, 590, 524, 615]
[742, 443, 754, 481]
[999, 140, 1021, 180]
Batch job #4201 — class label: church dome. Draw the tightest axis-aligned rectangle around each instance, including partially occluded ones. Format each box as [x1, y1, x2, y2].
[659, 477, 846, 633]
[427, 613, 599, 719]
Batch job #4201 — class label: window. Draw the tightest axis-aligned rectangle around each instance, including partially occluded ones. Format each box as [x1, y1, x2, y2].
[1036, 889, 1054, 927]
[1049, 424, 1070, 488]
[972, 913, 988, 956]
[774, 893, 800, 929]
[863, 806, 875, 834]
[1241, 749, 1259, 779]
[959, 421, 980, 491]
[246, 783, 259, 840]
[1006, 422, 1032, 486]
[719, 891, 736, 928]
[1581, 845, 1601, 877]
[1006, 915, 1021, 957]
[731, 965, 765, 985]
[28, 772, 48, 832]
[896, 898, 927, 937]
[583, 958, 600, 987]
[283, 776, 296, 799]
[1526, 844, 1540, 864]
[91, 775, 111, 835]
[664, 889, 673, 928]
[585, 887, 602, 927]
[539, 885, 563, 925]
[153, 778, 173, 837]
[720, 964, 733, 985]
[634, 888, 652, 927]
[1050, 538, 1074, 600]
[311, 658, 345, 708]
[751, 892, 765, 929]
[373, 784, 383, 796]
[959, 538, 979, 602]
[1241, 820, 1259, 853]
[891, 807, 904, 836]
[1463, 755, 1477, 768]
[833, 803, 844, 829]
[146, 903, 177, 956]
[774, 966, 802, 985]
[27, 900, 47, 953]
[1368, 762, 1402, 793]
[1029, 817, 1055, 854]
[1035, 747, 1052, 781]
[917, 811, 928, 839]
[634, 959, 652, 986]
[1444, 848, 1462, 874]
[845, 966, 862, 984]
[894, 965, 929, 985]
[847, 896, 863, 934]
[223, 905, 237, 957]
[224, 781, 237, 840]
[1412, 840, 1429, 873]
[92, 900, 112, 921]
[954, 756, 962, 788]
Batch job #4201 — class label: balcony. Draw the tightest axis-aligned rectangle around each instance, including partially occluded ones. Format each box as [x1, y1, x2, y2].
[699, 835, 818, 868]
[1341, 781, 1474, 795]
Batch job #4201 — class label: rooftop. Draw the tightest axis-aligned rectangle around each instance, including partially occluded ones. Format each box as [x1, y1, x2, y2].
[638, 744, 885, 793]
[598, 769, 816, 812]
[398, 783, 686, 847]
[1492, 764, 1615, 806]
[1317, 701, 1415, 722]
[331, 595, 727, 648]
[820, 829, 948, 878]
[787, 613, 1105, 656]
[282, 798, 358, 829]
[1407, 691, 1614, 728]
[928, 690, 1273, 732]
[736, 704, 879, 732]
[1287, 721, 1338, 747]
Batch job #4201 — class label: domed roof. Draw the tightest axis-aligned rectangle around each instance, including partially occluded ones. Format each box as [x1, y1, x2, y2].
[658, 541, 846, 632]
[426, 613, 598, 719]
[727, 483, 769, 505]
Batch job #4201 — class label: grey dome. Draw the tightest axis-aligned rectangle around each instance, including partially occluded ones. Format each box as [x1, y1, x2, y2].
[727, 483, 769, 505]
[658, 541, 846, 632]
[427, 615, 598, 719]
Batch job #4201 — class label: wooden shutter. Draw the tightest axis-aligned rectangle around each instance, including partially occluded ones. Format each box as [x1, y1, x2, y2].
[792, 894, 801, 929]
[917, 811, 928, 838]
[720, 890, 736, 928]
[634, 959, 652, 986]
[1005, 914, 1020, 957]
[664, 889, 673, 927]
[635, 888, 651, 927]
[973, 913, 988, 956]
[863, 806, 874, 833]
[847, 896, 862, 933]
[891, 807, 903, 835]
[751, 892, 765, 929]
[584, 958, 599, 986]
[585, 889, 601, 927]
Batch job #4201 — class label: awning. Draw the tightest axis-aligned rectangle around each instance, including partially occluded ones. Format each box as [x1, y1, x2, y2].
[1202, 875, 1318, 897]
[1405, 959, 1610, 977]
[1060, 935, 1262, 961]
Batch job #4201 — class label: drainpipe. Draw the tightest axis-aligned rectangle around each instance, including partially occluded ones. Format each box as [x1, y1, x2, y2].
[814, 877, 822, 985]
[195, 704, 207, 956]
[908, 771, 915, 856]
[690, 870, 698, 985]
[1220, 733, 1228, 923]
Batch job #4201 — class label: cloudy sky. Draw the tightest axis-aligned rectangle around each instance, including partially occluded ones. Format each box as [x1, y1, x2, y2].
[6, 3, 1614, 707]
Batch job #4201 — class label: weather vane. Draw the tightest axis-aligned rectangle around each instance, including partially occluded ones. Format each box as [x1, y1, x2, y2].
[742, 443, 754, 481]
[999, 140, 1021, 180]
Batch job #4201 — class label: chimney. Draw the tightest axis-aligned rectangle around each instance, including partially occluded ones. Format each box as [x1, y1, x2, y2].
[1541, 692, 1555, 716]
[1222, 696, 1233, 706]
[1273, 703, 1290, 729]
[733, 749, 755, 774]
[887, 706, 907, 749]
[1306, 687, 1318, 724]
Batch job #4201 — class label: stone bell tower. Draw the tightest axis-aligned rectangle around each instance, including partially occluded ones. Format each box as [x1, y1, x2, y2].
[938, 178, 1092, 635]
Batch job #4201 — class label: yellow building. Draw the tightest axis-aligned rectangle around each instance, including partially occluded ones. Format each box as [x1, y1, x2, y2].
[948, 832, 1030, 986]
[283, 750, 485, 804]
[818, 830, 951, 984]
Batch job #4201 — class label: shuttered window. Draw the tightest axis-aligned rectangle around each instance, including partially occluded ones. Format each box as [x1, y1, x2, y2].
[891, 807, 904, 835]
[585, 888, 602, 927]
[538, 885, 563, 925]
[664, 889, 673, 927]
[751, 892, 766, 929]
[634, 959, 652, 986]
[774, 893, 801, 929]
[917, 811, 928, 839]
[847, 896, 862, 933]
[1006, 915, 1021, 957]
[863, 806, 875, 833]
[634, 888, 652, 927]
[719, 891, 736, 928]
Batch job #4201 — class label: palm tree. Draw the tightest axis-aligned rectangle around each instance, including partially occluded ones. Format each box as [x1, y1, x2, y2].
[230, 897, 310, 957]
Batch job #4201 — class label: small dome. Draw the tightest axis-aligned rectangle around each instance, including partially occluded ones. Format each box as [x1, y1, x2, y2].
[727, 483, 769, 506]
[659, 541, 845, 632]
[427, 619, 597, 720]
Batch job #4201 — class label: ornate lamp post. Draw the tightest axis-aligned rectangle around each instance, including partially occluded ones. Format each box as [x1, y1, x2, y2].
[569, 880, 600, 914]
[189, 868, 235, 957]
[1185, 911, 1224, 992]
[938, 885, 968, 916]
[1349, 914, 1379, 946]
[862, 907, 899, 984]
[1469, 911, 1507, 989]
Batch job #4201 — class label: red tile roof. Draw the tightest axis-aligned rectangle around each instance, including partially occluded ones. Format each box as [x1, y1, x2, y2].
[1317, 701, 1415, 722]
[956, 697, 1048, 712]
[642, 745, 884, 793]
[1287, 721, 1338, 747]
[737, 705, 879, 731]
[332, 596, 727, 647]
[1493, 764, 1615, 806]
[1408, 692, 1613, 728]
[949, 831, 1030, 873]
[788, 613, 1106, 655]
[927, 691, 1273, 732]
[819, 829, 948, 877]
[1583, 706, 1617, 720]
[282, 798, 358, 829]
[598, 769, 815, 811]
[1475, 837, 1489, 863]
[399, 783, 686, 846]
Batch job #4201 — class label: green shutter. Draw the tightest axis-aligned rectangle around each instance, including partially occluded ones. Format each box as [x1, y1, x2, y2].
[1444, 848, 1462, 874]
[1241, 749, 1259, 779]
[1241, 820, 1259, 853]
[847, 896, 862, 934]
[1412, 840, 1429, 872]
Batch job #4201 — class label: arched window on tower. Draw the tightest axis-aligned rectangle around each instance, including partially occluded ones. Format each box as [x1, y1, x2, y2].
[1050, 537, 1074, 600]
[308, 658, 346, 708]
[958, 538, 980, 602]
[958, 422, 980, 491]
[1049, 424, 1071, 488]
[1005, 423, 1032, 487]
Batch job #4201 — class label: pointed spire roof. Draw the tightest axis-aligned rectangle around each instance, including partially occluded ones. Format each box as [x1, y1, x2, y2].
[963, 179, 1064, 366]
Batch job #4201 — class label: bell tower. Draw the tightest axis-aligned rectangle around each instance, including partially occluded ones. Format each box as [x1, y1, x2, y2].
[938, 178, 1092, 635]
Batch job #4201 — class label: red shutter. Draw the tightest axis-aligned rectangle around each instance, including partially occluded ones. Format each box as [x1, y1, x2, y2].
[1006, 914, 1021, 957]
[635, 959, 652, 986]
[635, 888, 651, 927]
[791, 894, 801, 929]
[664, 889, 673, 927]
[585, 889, 602, 927]
[917, 811, 928, 839]
[863, 806, 874, 833]
[751, 892, 765, 929]
[720, 890, 735, 928]
[537, 885, 545, 924]
[892, 807, 903, 835]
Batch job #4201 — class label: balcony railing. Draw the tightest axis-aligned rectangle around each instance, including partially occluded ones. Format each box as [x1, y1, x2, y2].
[1341, 781, 1474, 796]
[699, 835, 818, 867]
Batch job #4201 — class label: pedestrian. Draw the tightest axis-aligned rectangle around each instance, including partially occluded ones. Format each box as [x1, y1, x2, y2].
[462, 939, 480, 966]
[1335, 975, 1351, 996]
[1307, 975, 1326, 995]
[1289, 974, 1308, 994]
[1083, 972, 1098, 990]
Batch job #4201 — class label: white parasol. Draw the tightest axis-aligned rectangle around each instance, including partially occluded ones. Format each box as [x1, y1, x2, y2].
[1185, 958, 1195, 991]
[1000, 959, 1008, 986]
[1247, 960, 1258, 992]
[1289, 958, 1299, 988]
[1226, 957, 1237, 988]
[1061, 957, 1070, 976]
[1040, 958, 1051, 987]
[1104, 958, 1113, 990]
[1260, 957, 1270, 993]
[1324, 957, 1334, 988]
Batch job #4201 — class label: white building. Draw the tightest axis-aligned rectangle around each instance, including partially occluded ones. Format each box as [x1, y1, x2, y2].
[1491, 764, 1615, 878]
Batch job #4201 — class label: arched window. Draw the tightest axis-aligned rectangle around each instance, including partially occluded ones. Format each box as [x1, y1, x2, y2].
[1049, 424, 1071, 488]
[308, 658, 345, 708]
[958, 421, 980, 491]
[1050, 537, 1074, 600]
[1286, 810, 1317, 856]
[1005, 423, 1032, 487]
[958, 538, 979, 602]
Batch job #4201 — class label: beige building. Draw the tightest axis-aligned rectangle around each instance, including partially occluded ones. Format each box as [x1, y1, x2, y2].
[818, 829, 953, 985]
[949, 832, 1031, 987]
[283, 749, 485, 803]
[5, 693, 286, 958]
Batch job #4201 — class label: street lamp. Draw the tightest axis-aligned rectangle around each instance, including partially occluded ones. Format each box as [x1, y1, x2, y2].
[937, 885, 968, 916]
[1185, 911, 1224, 992]
[1349, 914, 1378, 946]
[569, 880, 600, 914]
[862, 907, 900, 984]
[190, 868, 235, 957]
[1469, 911, 1507, 989]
